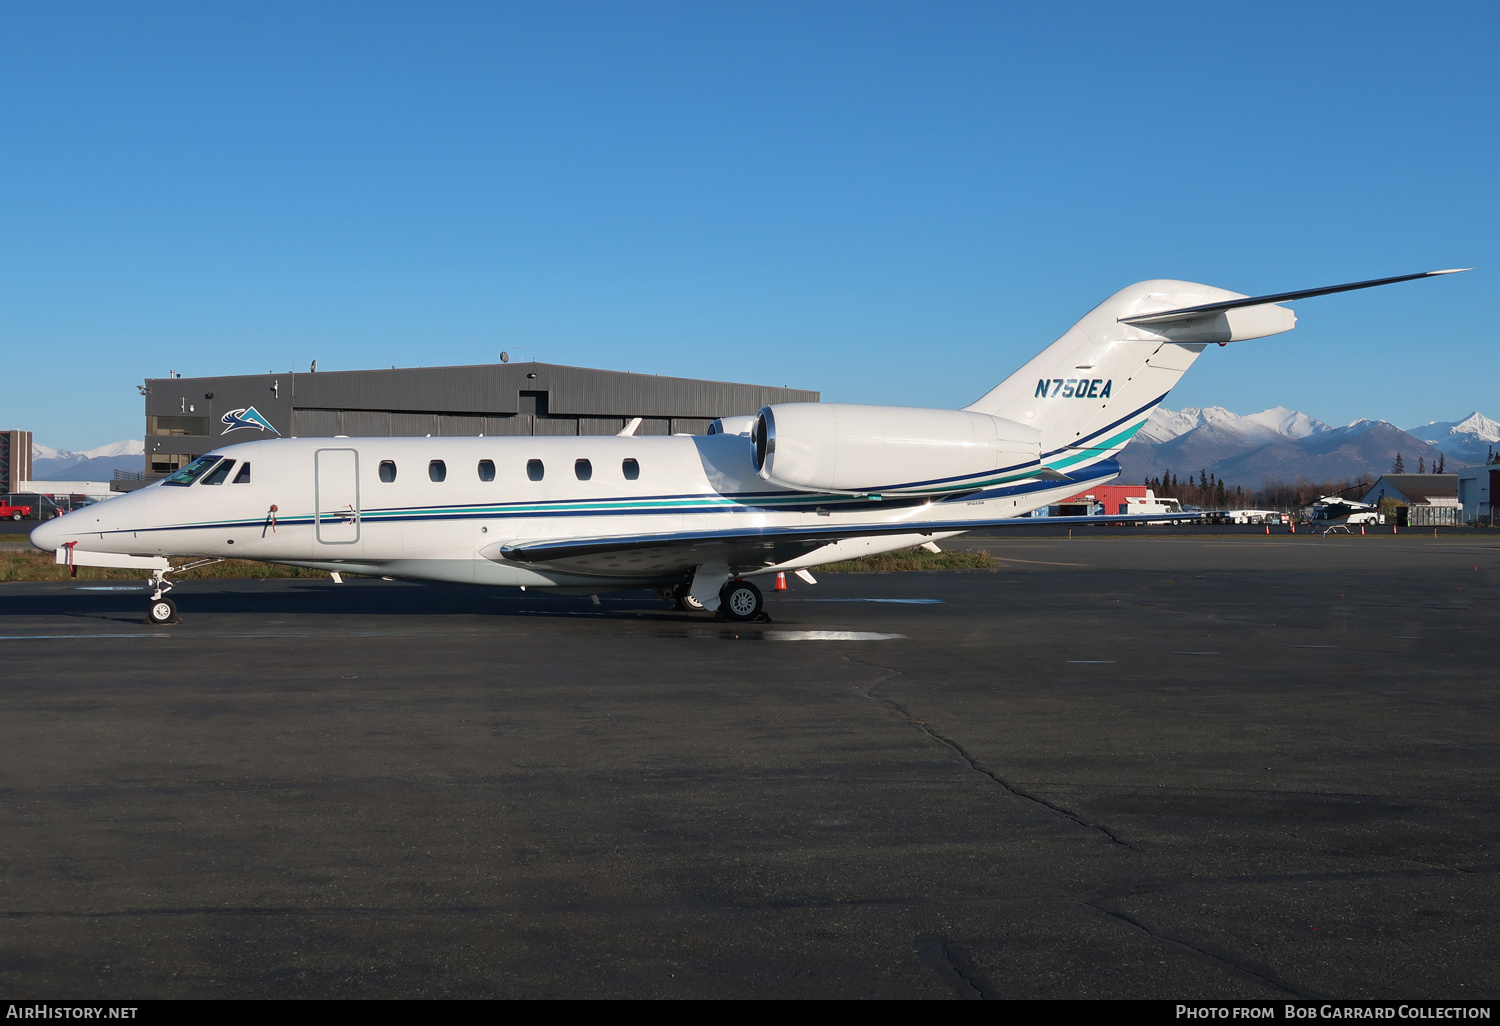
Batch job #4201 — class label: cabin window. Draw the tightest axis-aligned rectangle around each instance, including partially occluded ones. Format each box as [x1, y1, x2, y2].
[163, 455, 221, 487]
[200, 460, 235, 486]
[429, 460, 446, 482]
[379, 460, 397, 483]
[622, 458, 640, 481]
[232, 462, 251, 484]
[527, 459, 544, 481]
[575, 458, 592, 481]
[478, 459, 495, 482]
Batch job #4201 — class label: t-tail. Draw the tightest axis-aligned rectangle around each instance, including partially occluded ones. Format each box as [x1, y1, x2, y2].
[963, 269, 1469, 479]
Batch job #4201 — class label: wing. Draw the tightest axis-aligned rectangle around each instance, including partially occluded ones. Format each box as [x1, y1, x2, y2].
[483, 512, 1198, 578]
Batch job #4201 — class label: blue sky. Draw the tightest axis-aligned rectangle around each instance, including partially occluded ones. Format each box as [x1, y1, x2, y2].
[3, 1, 1496, 449]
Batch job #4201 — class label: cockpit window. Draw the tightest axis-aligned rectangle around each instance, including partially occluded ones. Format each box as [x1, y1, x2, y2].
[232, 462, 251, 484]
[163, 455, 222, 487]
[200, 460, 236, 486]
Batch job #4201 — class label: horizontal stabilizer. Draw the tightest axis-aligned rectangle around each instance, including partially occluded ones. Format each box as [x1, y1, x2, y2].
[1119, 269, 1470, 326]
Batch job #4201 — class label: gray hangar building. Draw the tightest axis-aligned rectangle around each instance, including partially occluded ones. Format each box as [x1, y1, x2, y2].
[138, 362, 819, 482]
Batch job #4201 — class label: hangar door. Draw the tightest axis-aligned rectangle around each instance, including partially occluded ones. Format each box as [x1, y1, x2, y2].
[315, 448, 360, 544]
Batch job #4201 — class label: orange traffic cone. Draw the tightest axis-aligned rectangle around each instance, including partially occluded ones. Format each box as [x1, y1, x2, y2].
[775, 572, 787, 591]
[1264, 524, 1270, 535]
[1360, 525, 1365, 535]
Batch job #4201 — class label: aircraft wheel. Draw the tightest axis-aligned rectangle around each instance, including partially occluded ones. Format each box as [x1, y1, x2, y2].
[719, 579, 763, 622]
[672, 583, 706, 612]
[146, 597, 178, 625]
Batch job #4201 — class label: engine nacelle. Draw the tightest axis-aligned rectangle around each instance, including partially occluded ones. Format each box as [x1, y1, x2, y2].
[752, 403, 1043, 495]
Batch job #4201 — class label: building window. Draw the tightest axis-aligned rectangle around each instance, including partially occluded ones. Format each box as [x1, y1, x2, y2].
[200, 460, 235, 486]
[429, 460, 446, 482]
[575, 458, 592, 481]
[622, 458, 640, 480]
[147, 415, 210, 437]
[527, 459, 544, 481]
[379, 460, 397, 483]
[478, 459, 495, 482]
[233, 462, 251, 483]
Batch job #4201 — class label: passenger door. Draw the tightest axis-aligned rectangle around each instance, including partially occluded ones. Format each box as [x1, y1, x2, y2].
[315, 448, 360, 545]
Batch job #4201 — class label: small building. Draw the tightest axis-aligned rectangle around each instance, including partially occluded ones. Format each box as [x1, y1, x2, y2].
[1360, 473, 1461, 526]
[1051, 484, 1153, 516]
[1457, 465, 1500, 526]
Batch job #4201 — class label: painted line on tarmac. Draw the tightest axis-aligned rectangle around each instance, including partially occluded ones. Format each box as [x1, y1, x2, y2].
[0, 630, 524, 641]
[1067, 659, 1116, 664]
[783, 598, 944, 604]
[0, 633, 176, 640]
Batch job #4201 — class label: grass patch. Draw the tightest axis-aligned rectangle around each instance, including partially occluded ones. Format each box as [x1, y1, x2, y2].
[0, 550, 335, 583]
[0, 534, 32, 543]
[816, 545, 998, 573]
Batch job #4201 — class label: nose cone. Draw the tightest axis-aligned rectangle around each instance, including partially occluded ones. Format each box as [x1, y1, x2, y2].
[29, 516, 64, 552]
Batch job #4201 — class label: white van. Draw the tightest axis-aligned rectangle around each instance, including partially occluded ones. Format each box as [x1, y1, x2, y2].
[1227, 509, 1283, 525]
[1125, 490, 1185, 524]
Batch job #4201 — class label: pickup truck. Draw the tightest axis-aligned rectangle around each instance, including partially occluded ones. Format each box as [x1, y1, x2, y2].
[1, 501, 34, 521]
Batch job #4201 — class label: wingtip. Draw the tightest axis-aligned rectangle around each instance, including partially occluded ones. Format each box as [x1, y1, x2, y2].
[1429, 268, 1473, 275]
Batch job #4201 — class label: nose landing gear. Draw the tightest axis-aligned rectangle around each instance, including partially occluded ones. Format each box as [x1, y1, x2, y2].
[147, 596, 178, 625]
[143, 559, 222, 625]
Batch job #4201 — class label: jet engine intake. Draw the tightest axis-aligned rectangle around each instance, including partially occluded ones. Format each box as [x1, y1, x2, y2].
[752, 403, 1042, 495]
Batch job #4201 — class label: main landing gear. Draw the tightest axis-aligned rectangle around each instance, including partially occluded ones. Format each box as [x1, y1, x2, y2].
[672, 584, 707, 612]
[718, 578, 764, 622]
[669, 577, 766, 620]
[143, 559, 223, 625]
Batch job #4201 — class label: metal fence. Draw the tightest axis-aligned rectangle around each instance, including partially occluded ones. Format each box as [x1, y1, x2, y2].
[1406, 505, 1461, 527]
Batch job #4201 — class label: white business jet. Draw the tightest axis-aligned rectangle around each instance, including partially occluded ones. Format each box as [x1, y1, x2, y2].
[32, 269, 1466, 624]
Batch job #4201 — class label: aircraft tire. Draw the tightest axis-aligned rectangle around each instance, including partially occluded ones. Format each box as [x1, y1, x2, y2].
[673, 585, 707, 612]
[146, 597, 178, 625]
[719, 579, 763, 622]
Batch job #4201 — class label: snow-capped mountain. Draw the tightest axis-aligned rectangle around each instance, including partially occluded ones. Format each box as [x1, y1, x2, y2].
[1119, 407, 1453, 486]
[1134, 406, 1267, 444]
[1407, 412, 1500, 465]
[30, 440, 145, 480]
[1244, 406, 1330, 440]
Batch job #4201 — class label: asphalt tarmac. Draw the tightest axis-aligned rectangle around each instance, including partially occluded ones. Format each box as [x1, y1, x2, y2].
[1, 533, 1497, 999]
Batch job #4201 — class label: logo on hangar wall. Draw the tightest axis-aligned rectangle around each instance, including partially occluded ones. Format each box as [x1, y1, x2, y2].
[220, 406, 280, 435]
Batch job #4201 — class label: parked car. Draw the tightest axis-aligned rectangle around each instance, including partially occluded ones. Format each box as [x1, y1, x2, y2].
[2, 494, 63, 519]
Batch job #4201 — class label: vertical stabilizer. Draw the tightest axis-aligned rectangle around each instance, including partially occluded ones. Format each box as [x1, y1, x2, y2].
[964, 280, 1293, 476]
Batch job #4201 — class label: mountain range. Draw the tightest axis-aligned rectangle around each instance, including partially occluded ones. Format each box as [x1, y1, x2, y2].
[1407, 412, 1500, 466]
[1119, 407, 1497, 486]
[30, 440, 145, 481]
